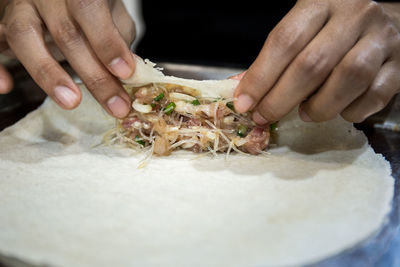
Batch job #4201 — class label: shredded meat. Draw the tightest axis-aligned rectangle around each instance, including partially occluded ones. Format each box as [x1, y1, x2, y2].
[242, 127, 270, 155]
[216, 104, 232, 119]
[192, 144, 203, 153]
[122, 116, 141, 129]
[135, 87, 158, 104]
[182, 117, 202, 127]
[121, 116, 153, 134]
[129, 131, 139, 140]
[153, 136, 171, 156]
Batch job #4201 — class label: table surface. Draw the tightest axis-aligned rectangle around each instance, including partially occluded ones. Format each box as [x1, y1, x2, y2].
[0, 62, 399, 267]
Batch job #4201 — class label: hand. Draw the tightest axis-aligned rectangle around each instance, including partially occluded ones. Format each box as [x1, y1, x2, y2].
[234, 0, 400, 124]
[0, 0, 136, 118]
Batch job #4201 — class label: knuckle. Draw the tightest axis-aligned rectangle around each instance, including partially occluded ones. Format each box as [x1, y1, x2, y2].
[382, 23, 399, 43]
[362, 1, 382, 18]
[267, 24, 304, 53]
[34, 61, 58, 88]
[6, 19, 37, 40]
[330, 87, 349, 104]
[52, 20, 82, 49]
[296, 49, 330, 76]
[96, 34, 116, 51]
[339, 56, 375, 81]
[85, 75, 109, 94]
[93, 29, 127, 61]
[71, 0, 103, 10]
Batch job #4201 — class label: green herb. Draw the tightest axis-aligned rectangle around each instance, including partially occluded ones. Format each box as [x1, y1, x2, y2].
[154, 93, 164, 101]
[270, 123, 278, 131]
[237, 125, 248, 137]
[151, 103, 156, 108]
[164, 102, 176, 115]
[135, 136, 145, 146]
[192, 99, 200, 106]
[226, 101, 235, 111]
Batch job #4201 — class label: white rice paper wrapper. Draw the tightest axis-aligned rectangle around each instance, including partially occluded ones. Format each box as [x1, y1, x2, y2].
[0, 59, 394, 267]
[122, 58, 239, 99]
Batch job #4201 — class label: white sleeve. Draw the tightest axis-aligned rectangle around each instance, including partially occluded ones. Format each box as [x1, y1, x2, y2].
[121, 0, 146, 51]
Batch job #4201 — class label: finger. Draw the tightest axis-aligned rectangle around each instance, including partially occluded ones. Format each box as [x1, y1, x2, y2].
[67, 0, 135, 80]
[300, 33, 387, 122]
[5, 1, 81, 109]
[251, 12, 366, 125]
[234, 1, 330, 113]
[111, 0, 136, 46]
[341, 61, 400, 123]
[37, 2, 131, 118]
[0, 64, 13, 94]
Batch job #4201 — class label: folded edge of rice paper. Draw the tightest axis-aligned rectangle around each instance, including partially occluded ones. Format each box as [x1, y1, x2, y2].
[119, 57, 370, 157]
[122, 58, 239, 99]
[116, 58, 273, 157]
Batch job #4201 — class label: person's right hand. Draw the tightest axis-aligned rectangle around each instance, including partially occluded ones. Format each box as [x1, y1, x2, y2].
[0, 0, 136, 118]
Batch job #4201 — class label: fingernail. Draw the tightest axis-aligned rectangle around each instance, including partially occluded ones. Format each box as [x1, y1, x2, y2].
[230, 71, 247, 81]
[54, 86, 78, 109]
[109, 57, 133, 79]
[107, 95, 130, 118]
[252, 111, 269, 125]
[235, 94, 254, 113]
[299, 108, 313, 122]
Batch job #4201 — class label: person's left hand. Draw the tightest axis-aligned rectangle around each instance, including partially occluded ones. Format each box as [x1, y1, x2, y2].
[234, 0, 400, 124]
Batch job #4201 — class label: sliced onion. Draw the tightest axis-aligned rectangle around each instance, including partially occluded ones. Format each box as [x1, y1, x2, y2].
[206, 131, 216, 140]
[133, 121, 142, 129]
[175, 101, 197, 114]
[166, 126, 180, 132]
[132, 99, 152, 113]
[169, 92, 196, 102]
[182, 142, 196, 149]
[223, 115, 235, 125]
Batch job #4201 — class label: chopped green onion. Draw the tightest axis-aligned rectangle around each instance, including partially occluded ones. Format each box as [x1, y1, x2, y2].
[135, 136, 145, 146]
[270, 123, 278, 131]
[237, 125, 248, 137]
[226, 101, 235, 111]
[191, 99, 200, 106]
[154, 93, 164, 101]
[164, 102, 176, 115]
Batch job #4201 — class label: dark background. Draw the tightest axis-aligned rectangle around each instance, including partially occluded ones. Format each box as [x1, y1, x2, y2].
[136, 1, 297, 68]
[137, 0, 398, 68]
